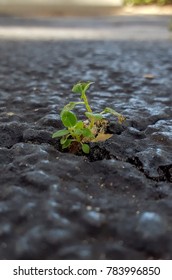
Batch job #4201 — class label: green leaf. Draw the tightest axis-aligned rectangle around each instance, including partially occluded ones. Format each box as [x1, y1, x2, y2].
[52, 129, 69, 138]
[101, 107, 126, 124]
[81, 81, 94, 93]
[60, 136, 69, 145]
[62, 139, 72, 149]
[74, 129, 83, 136]
[82, 128, 94, 138]
[101, 107, 122, 117]
[72, 83, 83, 94]
[82, 143, 90, 154]
[85, 112, 103, 121]
[61, 111, 77, 127]
[75, 121, 84, 129]
[72, 81, 94, 94]
[62, 101, 84, 112]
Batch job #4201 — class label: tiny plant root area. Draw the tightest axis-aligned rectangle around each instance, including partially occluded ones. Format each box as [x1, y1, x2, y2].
[0, 16, 172, 260]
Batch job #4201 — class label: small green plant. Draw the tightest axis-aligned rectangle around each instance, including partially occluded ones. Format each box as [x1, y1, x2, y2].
[52, 81, 125, 154]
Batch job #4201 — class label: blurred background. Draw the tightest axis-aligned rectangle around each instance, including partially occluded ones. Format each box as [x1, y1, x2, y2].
[0, 0, 171, 40]
[0, 0, 172, 17]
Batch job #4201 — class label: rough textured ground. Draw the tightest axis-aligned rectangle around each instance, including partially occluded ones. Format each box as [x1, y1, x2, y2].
[0, 16, 172, 260]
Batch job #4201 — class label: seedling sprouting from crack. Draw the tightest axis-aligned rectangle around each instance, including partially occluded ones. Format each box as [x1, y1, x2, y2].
[52, 81, 125, 154]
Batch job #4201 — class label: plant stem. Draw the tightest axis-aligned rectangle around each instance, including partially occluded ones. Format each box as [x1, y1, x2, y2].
[81, 90, 95, 128]
[81, 91, 92, 113]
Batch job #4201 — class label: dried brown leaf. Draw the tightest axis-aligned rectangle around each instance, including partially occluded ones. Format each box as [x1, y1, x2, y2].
[91, 133, 113, 142]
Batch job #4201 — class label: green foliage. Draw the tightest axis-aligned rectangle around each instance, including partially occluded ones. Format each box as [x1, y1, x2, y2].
[52, 81, 126, 154]
[85, 112, 103, 121]
[81, 143, 90, 154]
[52, 129, 69, 138]
[100, 107, 126, 124]
[124, 0, 172, 5]
[61, 111, 77, 127]
[72, 81, 94, 95]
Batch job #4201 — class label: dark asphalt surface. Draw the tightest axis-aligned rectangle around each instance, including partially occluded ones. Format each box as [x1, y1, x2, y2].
[0, 15, 172, 260]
